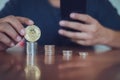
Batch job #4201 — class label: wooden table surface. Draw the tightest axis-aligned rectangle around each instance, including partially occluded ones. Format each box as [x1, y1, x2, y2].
[0, 46, 120, 80]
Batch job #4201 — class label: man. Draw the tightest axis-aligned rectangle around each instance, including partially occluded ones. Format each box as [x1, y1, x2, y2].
[0, 0, 120, 51]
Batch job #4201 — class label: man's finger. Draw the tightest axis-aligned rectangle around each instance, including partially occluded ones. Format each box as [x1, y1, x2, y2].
[1, 16, 34, 36]
[0, 32, 14, 47]
[70, 13, 96, 24]
[58, 29, 92, 40]
[59, 20, 94, 32]
[1, 16, 26, 35]
[0, 23, 22, 42]
[72, 39, 94, 46]
[16, 16, 34, 25]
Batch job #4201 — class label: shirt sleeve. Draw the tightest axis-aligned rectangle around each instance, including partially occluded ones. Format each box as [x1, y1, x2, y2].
[97, 0, 120, 30]
[0, 0, 20, 18]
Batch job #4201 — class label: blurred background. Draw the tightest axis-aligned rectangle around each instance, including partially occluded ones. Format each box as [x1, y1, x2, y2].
[0, 0, 120, 15]
[0, 0, 120, 52]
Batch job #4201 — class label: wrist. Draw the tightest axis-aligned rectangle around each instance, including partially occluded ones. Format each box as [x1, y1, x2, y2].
[101, 29, 115, 46]
[102, 30, 120, 48]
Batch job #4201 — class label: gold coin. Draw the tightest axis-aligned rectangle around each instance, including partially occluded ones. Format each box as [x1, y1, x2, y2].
[25, 25, 41, 42]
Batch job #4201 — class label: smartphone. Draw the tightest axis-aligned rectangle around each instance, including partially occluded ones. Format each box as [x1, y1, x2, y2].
[60, 0, 86, 32]
[61, 0, 86, 21]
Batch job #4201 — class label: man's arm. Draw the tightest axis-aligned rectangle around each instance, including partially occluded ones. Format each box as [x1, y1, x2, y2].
[96, 0, 120, 48]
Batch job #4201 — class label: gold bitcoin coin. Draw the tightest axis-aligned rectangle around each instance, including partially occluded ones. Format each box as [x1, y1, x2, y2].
[25, 25, 41, 42]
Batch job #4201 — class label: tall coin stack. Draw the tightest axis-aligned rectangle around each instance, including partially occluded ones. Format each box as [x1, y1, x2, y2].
[25, 25, 41, 55]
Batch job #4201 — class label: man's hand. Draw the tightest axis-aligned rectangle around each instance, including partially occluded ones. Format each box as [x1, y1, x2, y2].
[59, 13, 115, 47]
[0, 15, 34, 50]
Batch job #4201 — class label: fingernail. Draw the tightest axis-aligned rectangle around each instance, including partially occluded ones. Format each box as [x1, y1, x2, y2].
[10, 43, 15, 47]
[59, 21, 65, 26]
[70, 13, 76, 18]
[58, 30, 64, 34]
[16, 36, 22, 42]
[18, 39, 25, 47]
[20, 29, 25, 35]
[28, 20, 34, 25]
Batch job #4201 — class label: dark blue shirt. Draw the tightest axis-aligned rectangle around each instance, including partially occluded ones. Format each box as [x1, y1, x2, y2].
[0, 0, 120, 46]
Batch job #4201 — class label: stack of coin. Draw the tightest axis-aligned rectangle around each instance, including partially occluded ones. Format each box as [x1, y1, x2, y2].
[79, 52, 88, 59]
[44, 55, 55, 65]
[44, 45, 55, 56]
[27, 42, 37, 55]
[63, 50, 73, 61]
[25, 25, 41, 55]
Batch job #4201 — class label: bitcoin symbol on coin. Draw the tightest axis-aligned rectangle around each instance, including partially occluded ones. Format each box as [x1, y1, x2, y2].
[25, 25, 41, 42]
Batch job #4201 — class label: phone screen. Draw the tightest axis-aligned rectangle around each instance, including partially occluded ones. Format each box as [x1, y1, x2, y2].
[61, 0, 86, 21]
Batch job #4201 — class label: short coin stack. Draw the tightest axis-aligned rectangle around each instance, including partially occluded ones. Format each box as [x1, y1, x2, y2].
[44, 45, 55, 64]
[62, 50, 73, 61]
[44, 45, 55, 56]
[79, 52, 88, 59]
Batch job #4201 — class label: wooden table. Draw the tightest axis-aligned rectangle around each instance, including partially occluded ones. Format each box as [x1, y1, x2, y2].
[0, 46, 120, 80]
